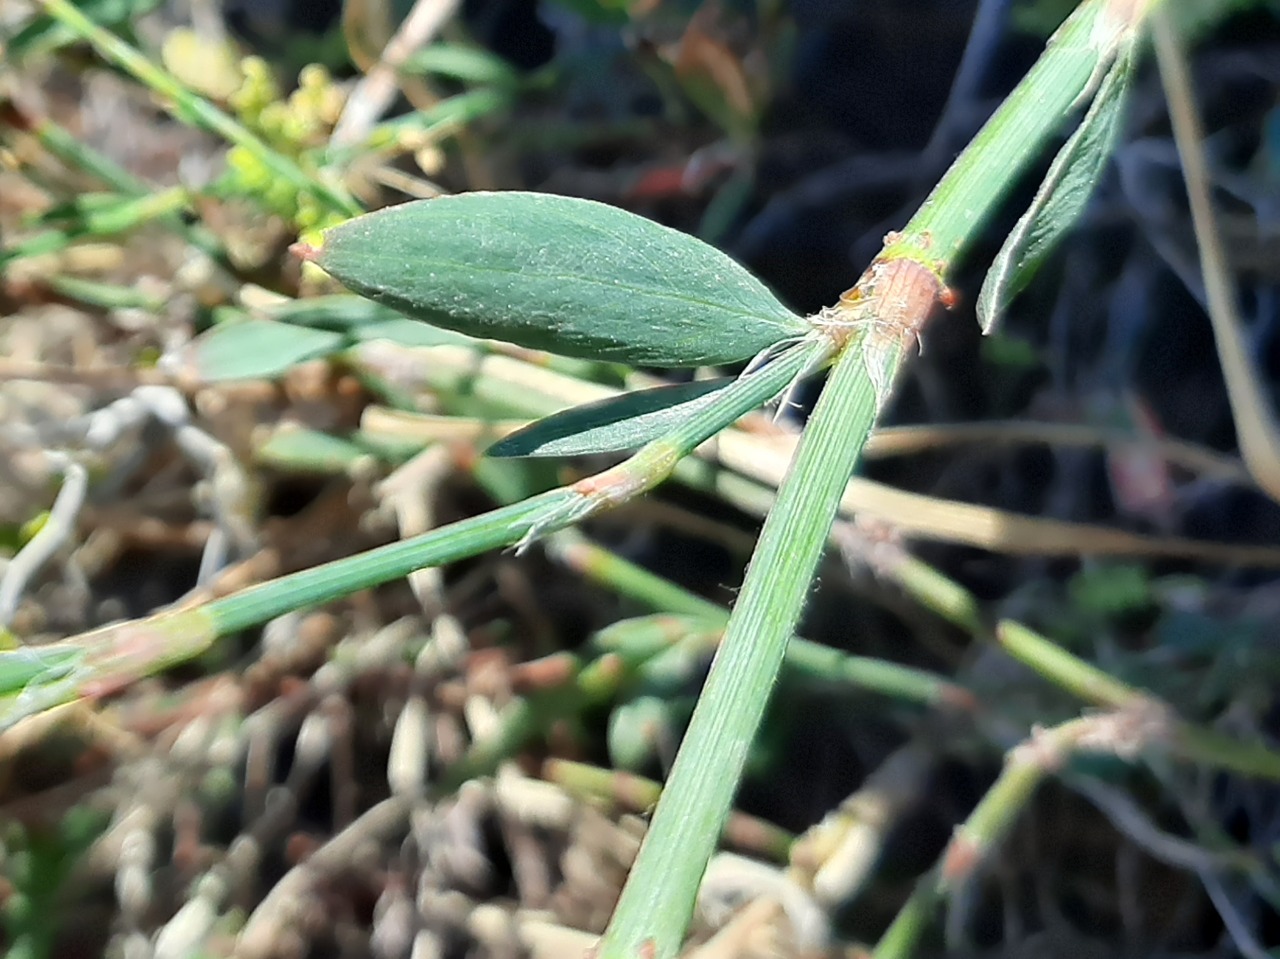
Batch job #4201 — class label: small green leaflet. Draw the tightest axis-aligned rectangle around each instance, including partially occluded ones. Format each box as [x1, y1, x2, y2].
[189, 319, 346, 382]
[303, 192, 808, 367]
[186, 301, 479, 383]
[491, 338, 821, 459]
[254, 427, 373, 474]
[487, 377, 735, 458]
[977, 38, 1137, 333]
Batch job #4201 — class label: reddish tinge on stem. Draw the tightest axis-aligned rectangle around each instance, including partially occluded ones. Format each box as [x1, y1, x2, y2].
[289, 241, 321, 263]
[816, 255, 955, 354]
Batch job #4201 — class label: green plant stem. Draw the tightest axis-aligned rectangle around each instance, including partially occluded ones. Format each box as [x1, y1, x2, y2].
[995, 620, 1140, 708]
[435, 651, 629, 793]
[544, 758, 794, 862]
[889, 0, 1152, 269]
[330, 87, 512, 162]
[1, 187, 192, 262]
[873, 717, 1103, 959]
[208, 494, 560, 635]
[17, 113, 234, 270]
[595, 2, 1177, 952]
[549, 532, 972, 709]
[1175, 726, 1280, 782]
[892, 554, 987, 638]
[893, 555, 1280, 783]
[599, 341, 885, 959]
[38, 0, 360, 217]
[22, 113, 149, 190]
[545, 530, 724, 619]
[2, 343, 818, 732]
[45, 274, 166, 311]
[997, 620, 1280, 781]
[205, 346, 818, 636]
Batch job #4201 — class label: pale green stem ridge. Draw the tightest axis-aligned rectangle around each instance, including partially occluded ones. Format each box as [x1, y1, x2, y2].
[893, 1, 1119, 266]
[599, 340, 887, 959]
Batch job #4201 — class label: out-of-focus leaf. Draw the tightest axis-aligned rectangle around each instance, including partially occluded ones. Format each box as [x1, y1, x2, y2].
[588, 613, 720, 660]
[27, 193, 127, 227]
[303, 192, 807, 367]
[400, 43, 521, 88]
[487, 377, 735, 458]
[470, 454, 563, 506]
[978, 40, 1136, 333]
[264, 295, 476, 349]
[264, 294, 404, 331]
[1068, 564, 1153, 617]
[609, 694, 695, 772]
[5, 0, 163, 59]
[254, 427, 372, 474]
[349, 318, 478, 348]
[698, 167, 755, 244]
[189, 319, 346, 381]
[670, 12, 762, 141]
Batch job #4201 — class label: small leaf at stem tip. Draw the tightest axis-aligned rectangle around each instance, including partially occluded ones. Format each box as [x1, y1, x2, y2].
[977, 39, 1137, 334]
[305, 192, 808, 367]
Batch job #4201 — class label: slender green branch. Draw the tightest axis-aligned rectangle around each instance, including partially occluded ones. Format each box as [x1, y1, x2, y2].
[997, 621, 1280, 781]
[996, 620, 1140, 707]
[548, 531, 973, 709]
[889, 553, 1280, 784]
[874, 719, 1084, 959]
[595, 2, 1173, 955]
[1, 187, 192, 262]
[544, 758, 794, 862]
[209, 344, 820, 635]
[0, 109, 233, 269]
[204, 497, 559, 637]
[1, 343, 820, 730]
[874, 708, 1167, 959]
[38, 0, 361, 217]
[889, 0, 1155, 270]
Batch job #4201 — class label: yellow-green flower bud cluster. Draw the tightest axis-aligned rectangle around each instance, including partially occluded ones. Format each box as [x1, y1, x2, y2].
[221, 59, 348, 232]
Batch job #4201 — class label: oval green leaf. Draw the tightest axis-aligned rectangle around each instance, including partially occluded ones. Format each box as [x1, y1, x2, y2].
[303, 192, 806, 367]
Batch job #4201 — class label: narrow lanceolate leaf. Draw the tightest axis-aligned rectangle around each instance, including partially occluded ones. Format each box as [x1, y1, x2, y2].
[488, 376, 735, 458]
[977, 39, 1137, 333]
[298, 192, 808, 367]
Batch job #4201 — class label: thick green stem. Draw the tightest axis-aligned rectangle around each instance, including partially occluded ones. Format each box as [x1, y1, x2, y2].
[892, 0, 1134, 269]
[599, 4, 1172, 955]
[599, 342, 886, 959]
